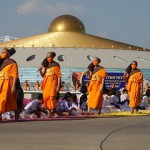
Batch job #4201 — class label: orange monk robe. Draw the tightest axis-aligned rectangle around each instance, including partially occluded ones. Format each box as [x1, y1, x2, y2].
[35, 82, 39, 91]
[75, 82, 79, 91]
[24, 82, 27, 91]
[88, 67, 107, 109]
[145, 84, 149, 92]
[24, 82, 29, 91]
[41, 66, 61, 109]
[0, 60, 18, 114]
[126, 71, 143, 108]
[60, 86, 64, 91]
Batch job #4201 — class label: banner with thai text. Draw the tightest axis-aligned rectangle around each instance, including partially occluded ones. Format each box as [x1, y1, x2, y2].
[72, 72, 126, 90]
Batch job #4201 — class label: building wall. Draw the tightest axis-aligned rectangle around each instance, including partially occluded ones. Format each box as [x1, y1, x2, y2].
[10, 48, 150, 69]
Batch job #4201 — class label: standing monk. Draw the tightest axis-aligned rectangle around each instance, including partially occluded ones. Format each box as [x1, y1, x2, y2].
[0, 48, 19, 120]
[39, 52, 61, 117]
[124, 61, 143, 113]
[87, 57, 107, 115]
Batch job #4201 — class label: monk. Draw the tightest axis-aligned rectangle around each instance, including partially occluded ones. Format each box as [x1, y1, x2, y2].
[75, 81, 79, 92]
[87, 57, 107, 115]
[60, 81, 65, 91]
[24, 81, 29, 91]
[35, 81, 40, 91]
[145, 83, 150, 93]
[39, 52, 61, 117]
[124, 61, 143, 113]
[0, 48, 19, 120]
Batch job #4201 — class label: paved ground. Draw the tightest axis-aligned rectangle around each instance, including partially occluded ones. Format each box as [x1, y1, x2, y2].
[0, 116, 150, 150]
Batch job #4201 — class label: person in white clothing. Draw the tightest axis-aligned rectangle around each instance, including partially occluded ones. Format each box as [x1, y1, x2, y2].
[109, 90, 122, 112]
[102, 89, 112, 113]
[69, 94, 82, 115]
[140, 89, 150, 110]
[120, 89, 130, 111]
[58, 92, 72, 115]
[58, 92, 82, 115]
[24, 94, 44, 118]
[78, 85, 88, 107]
[79, 95, 88, 113]
[110, 90, 120, 108]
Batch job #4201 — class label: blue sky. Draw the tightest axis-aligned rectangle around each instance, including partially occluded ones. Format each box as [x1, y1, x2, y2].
[0, 0, 150, 48]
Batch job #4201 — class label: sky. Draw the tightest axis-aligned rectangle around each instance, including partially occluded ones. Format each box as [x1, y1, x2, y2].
[0, 0, 150, 48]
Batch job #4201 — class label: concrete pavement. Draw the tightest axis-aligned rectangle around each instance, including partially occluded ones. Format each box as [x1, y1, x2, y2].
[0, 116, 150, 150]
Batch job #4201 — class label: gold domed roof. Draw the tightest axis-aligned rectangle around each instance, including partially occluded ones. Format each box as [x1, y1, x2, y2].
[48, 15, 86, 33]
[0, 14, 149, 52]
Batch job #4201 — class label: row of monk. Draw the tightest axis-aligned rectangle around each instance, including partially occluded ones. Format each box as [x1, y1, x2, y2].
[2, 87, 150, 120]
[0, 48, 147, 120]
[23, 80, 77, 92]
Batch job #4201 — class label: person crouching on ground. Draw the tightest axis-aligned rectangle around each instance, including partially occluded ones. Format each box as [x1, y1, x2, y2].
[79, 94, 88, 114]
[58, 92, 73, 115]
[24, 94, 44, 118]
[102, 89, 112, 113]
[110, 90, 121, 110]
[69, 94, 82, 115]
[140, 89, 150, 110]
[120, 89, 130, 111]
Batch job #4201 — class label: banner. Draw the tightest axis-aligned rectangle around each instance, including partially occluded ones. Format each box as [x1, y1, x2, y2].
[104, 73, 126, 90]
[72, 72, 126, 90]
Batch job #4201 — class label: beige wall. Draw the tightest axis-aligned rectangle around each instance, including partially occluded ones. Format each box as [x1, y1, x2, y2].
[10, 48, 150, 69]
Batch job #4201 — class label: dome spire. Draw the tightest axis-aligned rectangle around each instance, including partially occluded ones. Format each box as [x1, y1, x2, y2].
[48, 15, 86, 33]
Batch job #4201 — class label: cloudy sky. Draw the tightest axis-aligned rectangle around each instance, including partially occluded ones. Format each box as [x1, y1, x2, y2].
[0, 0, 150, 48]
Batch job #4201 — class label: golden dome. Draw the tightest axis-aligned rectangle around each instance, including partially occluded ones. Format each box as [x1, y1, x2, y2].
[48, 15, 86, 33]
[0, 14, 149, 52]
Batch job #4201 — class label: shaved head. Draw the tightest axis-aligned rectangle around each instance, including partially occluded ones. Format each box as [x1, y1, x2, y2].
[93, 57, 101, 63]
